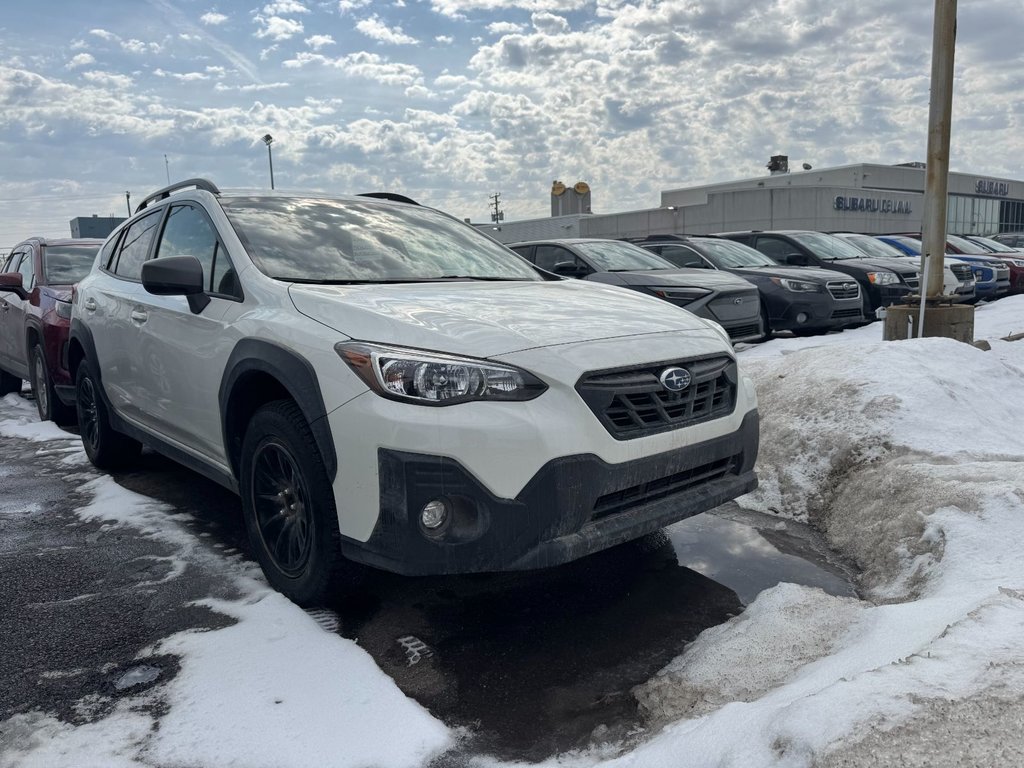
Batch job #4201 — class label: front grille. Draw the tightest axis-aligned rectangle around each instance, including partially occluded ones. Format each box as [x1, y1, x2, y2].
[827, 281, 860, 299]
[831, 307, 862, 320]
[591, 455, 738, 520]
[995, 265, 1010, 278]
[727, 322, 762, 340]
[950, 264, 973, 281]
[576, 355, 737, 440]
[902, 272, 920, 289]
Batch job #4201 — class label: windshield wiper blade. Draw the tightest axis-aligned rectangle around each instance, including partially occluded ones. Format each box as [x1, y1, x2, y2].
[280, 277, 432, 284]
[431, 275, 524, 281]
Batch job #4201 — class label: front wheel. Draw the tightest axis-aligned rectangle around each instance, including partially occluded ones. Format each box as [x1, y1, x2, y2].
[32, 344, 76, 426]
[76, 361, 142, 469]
[240, 400, 355, 606]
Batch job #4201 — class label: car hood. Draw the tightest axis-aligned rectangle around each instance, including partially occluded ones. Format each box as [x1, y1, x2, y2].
[726, 265, 853, 283]
[288, 279, 723, 358]
[839, 257, 918, 274]
[589, 268, 753, 290]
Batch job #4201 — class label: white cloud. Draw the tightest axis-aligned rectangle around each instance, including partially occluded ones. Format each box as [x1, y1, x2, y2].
[260, 44, 280, 60]
[355, 15, 418, 45]
[338, 0, 371, 12]
[213, 81, 291, 92]
[89, 28, 117, 41]
[205, 65, 227, 76]
[434, 73, 471, 90]
[430, 0, 589, 17]
[305, 34, 335, 50]
[283, 50, 423, 87]
[435, 35, 454, 45]
[254, 15, 305, 40]
[81, 70, 134, 89]
[67, 53, 96, 69]
[200, 11, 229, 25]
[262, 0, 309, 13]
[531, 12, 569, 34]
[487, 21, 524, 35]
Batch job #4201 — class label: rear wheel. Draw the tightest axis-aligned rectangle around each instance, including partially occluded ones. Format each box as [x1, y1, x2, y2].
[0, 370, 21, 396]
[240, 400, 355, 606]
[32, 344, 76, 426]
[76, 361, 142, 469]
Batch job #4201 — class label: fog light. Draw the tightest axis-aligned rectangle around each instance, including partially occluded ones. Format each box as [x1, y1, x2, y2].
[796, 312, 809, 324]
[420, 499, 450, 530]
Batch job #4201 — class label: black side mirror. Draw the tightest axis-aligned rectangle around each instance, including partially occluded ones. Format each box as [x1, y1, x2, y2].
[141, 256, 210, 313]
[784, 252, 811, 266]
[0, 272, 28, 300]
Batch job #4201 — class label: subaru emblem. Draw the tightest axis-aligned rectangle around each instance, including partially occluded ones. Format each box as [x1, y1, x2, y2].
[659, 367, 691, 392]
[732, 297, 743, 304]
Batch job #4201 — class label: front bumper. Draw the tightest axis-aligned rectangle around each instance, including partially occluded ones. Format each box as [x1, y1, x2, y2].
[340, 409, 759, 575]
[764, 291, 862, 332]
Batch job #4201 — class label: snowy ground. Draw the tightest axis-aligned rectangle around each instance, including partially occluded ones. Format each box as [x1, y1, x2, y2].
[2, 297, 1024, 767]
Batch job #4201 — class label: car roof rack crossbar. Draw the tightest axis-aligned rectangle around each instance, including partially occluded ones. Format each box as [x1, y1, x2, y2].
[135, 178, 221, 213]
[357, 192, 420, 206]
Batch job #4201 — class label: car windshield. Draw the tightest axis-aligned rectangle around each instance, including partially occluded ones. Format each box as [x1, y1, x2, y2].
[841, 234, 909, 260]
[789, 232, 870, 261]
[220, 196, 540, 283]
[946, 234, 987, 254]
[572, 241, 676, 271]
[42, 244, 101, 284]
[967, 236, 1015, 253]
[692, 238, 777, 268]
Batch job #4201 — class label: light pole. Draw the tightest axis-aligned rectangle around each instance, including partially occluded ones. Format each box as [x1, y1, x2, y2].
[261, 133, 275, 190]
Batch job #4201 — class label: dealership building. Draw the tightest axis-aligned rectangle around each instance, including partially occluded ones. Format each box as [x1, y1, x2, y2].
[485, 161, 1024, 244]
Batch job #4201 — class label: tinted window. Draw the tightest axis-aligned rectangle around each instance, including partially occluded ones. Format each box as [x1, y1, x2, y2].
[789, 232, 867, 261]
[534, 245, 585, 272]
[509, 245, 535, 262]
[1, 252, 16, 273]
[753, 236, 798, 261]
[42, 244, 101, 284]
[652, 244, 708, 269]
[221, 197, 539, 283]
[692, 239, 777, 268]
[157, 204, 237, 296]
[838, 234, 907, 260]
[114, 211, 163, 280]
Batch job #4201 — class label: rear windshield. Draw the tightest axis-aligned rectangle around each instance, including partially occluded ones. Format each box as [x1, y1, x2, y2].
[42, 244, 101, 284]
[220, 197, 539, 283]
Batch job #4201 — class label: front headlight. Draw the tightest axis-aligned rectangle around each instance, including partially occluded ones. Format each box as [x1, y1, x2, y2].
[866, 271, 899, 285]
[335, 342, 547, 406]
[645, 286, 712, 305]
[973, 267, 993, 281]
[1005, 259, 1024, 268]
[55, 300, 72, 319]
[769, 277, 822, 293]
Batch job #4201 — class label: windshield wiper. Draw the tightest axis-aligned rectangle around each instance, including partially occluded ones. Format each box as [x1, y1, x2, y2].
[431, 275, 525, 281]
[279, 277, 435, 284]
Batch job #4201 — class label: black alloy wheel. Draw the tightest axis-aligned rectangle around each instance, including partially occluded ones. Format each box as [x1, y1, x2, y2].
[75, 361, 141, 469]
[251, 441, 314, 577]
[32, 344, 75, 425]
[240, 400, 355, 606]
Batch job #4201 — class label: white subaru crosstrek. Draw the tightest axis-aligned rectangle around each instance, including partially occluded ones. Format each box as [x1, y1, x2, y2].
[69, 180, 759, 605]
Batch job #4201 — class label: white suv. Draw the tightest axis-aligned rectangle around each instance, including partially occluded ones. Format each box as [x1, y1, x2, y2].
[70, 180, 759, 605]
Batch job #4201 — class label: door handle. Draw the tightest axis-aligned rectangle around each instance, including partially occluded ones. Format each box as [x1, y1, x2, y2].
[83, 298, 97, 312]
[130, 309, 148, 324]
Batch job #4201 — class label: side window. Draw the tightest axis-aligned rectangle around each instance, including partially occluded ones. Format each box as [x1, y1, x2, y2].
[113, 210, 163, 281]
[99, 233, 121, 272]
[753, 237, 795, 261]
[510, 245, 535, 263]
[657, 245, 709, 269]
[156, 204, 237, 296]
[535, 245, 587, 273]
[3, 250, 23, 275]
[16, 248, 36, 291]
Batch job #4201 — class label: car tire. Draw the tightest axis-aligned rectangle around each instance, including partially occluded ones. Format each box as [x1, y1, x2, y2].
[0, 370, 20, 396]
[240, 399, 356, 606]
[32, 344, 76, 426]
[76, 360, 142, 469]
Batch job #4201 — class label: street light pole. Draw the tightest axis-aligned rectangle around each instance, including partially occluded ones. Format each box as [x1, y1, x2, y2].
[261, 134, 275, 190]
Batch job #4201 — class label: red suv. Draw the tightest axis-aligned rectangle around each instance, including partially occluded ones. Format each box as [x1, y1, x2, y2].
[0, 237, 103, 423]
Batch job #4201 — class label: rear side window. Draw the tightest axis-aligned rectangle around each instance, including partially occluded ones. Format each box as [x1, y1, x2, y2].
[156, 204, 238, 296]
[113, 210, 163, 281]
[654, 245, 707, 268]
[534, 245, 583, 272]
[753, 237, 796, 261]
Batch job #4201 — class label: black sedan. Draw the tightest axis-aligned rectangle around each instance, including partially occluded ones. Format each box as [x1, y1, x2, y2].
[632, 235, 864, 336]
[508, 238, 765, 343]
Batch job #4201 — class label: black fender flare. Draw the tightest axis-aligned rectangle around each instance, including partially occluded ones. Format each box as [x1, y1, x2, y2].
[218, 339, 338, 483]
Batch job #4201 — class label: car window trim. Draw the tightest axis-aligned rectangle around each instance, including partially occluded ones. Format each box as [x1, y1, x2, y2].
[154, 202, 244, 302]
[110, 207, 168, 284]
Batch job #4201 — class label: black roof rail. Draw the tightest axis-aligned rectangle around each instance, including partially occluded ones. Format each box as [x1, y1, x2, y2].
[357, 192, 420, 206]
[135, 178, 221, 213]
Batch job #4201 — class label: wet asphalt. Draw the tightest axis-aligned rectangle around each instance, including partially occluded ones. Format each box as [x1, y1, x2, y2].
[0, 392, 858, 763]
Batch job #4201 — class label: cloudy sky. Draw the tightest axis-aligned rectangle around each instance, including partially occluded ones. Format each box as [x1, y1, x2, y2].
[1, 0, 1023, 247]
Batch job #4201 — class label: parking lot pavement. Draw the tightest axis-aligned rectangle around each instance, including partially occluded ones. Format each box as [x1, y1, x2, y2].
[0, 392, 857, 764]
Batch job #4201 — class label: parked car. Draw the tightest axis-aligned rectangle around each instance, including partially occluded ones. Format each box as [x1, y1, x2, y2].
[716, 230, 914, 318]
[991, 232, 1024, 249]
[877, 235, 1010, 300]
[69, 179, 760, 605]
[957, 235, 1024, 294]
[629, 235, 864, 337]
[507, 238, 765, 343]
[833, 232, 976, 302]
[0, 237, 104, 423]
